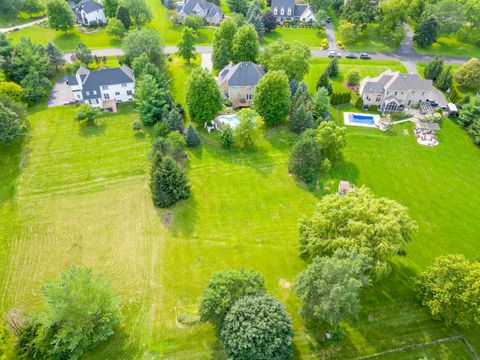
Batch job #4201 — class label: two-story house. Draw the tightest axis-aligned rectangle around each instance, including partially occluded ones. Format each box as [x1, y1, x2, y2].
[359, 69, 443, 113]
[217, 61, 265, 107]
[66, 65, 135, 112]
[271, 0, 315, 22]
[176, 0, 223, 25]
[70, 0, 107, 26]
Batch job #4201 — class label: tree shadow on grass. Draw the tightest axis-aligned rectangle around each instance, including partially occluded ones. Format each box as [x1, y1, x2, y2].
[0, 137, 30, 207]
[79, 121, 107, 137]
[86, 327, 144, 360]
[210, 339, 227, 360]
[165, 194, 198, 238]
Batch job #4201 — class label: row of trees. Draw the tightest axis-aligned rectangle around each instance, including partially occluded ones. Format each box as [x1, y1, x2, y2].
[199, 269, 293, 359]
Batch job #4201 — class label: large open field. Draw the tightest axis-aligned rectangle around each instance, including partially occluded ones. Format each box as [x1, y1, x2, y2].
[1, 59, 480, 359]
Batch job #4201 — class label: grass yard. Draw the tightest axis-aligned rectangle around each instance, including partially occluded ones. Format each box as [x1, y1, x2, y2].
[334, 22, 399, 53]
[304, 59, 407, 94]
[0, 13, 45, 28]
[263, 27, 326, 48]
[375, 339, 473, 360]
[414, 34, 480, 58]
[2, 59, 480, 359]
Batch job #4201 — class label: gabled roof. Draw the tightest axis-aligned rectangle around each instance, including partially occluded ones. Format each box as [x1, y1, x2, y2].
[271, 0, 295, 10]
[72, 0, 103, 14]
[180, 0, 208, 14]
[206, 1, 222, 18]
[218, 61, 265, 87]
[362, 69, 434, 94]
[294, 4, 309, 16]
[67, 65, 135, 100]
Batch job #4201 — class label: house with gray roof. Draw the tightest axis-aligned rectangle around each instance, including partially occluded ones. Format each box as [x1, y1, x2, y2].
[359, 69, 445, 113]
[271, 0, 315, 22]
[66, 65, 135, 112]
[69, 0, 107, 26]
[217, 61, 265, 107]
[176, 0, 223, 25]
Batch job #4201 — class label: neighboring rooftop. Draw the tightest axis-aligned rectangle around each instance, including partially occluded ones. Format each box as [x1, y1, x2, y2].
[362, 69, 434, 93]
[70, 0, 103, 13]
[218, 62, 265, 87]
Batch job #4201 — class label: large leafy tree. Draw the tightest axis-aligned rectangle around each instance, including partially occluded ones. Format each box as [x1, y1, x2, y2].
[118, 0, 152, 28]
[212, 38, 230, 70]
[122, 29, 164, 66]
[259, 41, 311, 81]
[435, 65, 453, 92]
[106, 17, 126, 40]
[454, 58, 480, 89]
[23, 0, 44, 16]
[458, 97, 480, 145]
[16, 267, 120, 360]
[424, 57, 443, 81]
[199, 269, 265, 329]
[424, 0, 465, 35]
[0, 82, 24, 102]
[75, 104, 103, 124]
[220, 295, 293, 360]
[0, 0, 21, 16]
[294, 249, 371, 327]
[234, 108, 262, 148]
[45, 42, 65, 71]
[177, 27, 196, 64]
[4, 37, 49, 84]
[231, 24, 259, 63]
[261, 10, 277, 33]
[103, 0, 119, 17]
[135, 74, 169, 125]
[226, 0, 248, 14]
[75, 41, 94, 66]
[212, 19, 237, 69]
[298, 187, 416, 279]
[254, 70, 290, 126]
[418, 254, 480, 327]
[46, 0, 75, 34]
[341, 0, 374, 28]
[0, 100, 24, 144]
[150, 155, 190, 207]
[185, 68, 223, 124]
[315, 121, 346, 162]
[413, 16, 438, 48]
[21, 71, 50, 102]
[116, 6, 132, 29]
[338, 19, 358, 44]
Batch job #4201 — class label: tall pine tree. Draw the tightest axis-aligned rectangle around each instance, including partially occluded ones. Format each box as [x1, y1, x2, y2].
[150, 155, 190, 207]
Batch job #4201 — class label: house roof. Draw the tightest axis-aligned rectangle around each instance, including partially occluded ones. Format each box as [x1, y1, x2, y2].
[72, 0, 103, 14]
[67, 65, 135, 100]
[218, 61, 265, 87]
[271, 0, 295, 10]
[294, 4, 309, 16]
[178, 0, 222, 18]
[363, 69, 434, 94]
[206, 1, 222, 18]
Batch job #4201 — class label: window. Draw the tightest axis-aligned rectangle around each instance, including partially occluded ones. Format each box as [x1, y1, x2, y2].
[127, 90, 133, 96]
[376, 96, 381, 102]
[287, 7, 291, 15]
[86, 91, 90, 96]
[115, 92, 120, 95]
[93, 90, 97, 95]
[421, 91, 425, 96]
[102, 85, 109, 90]
[121, 83, 127, 87]
[273, 7, 277, 14]
[394, 91, 398, 96]
[280, 7, 284, 15]
[412, 91, 415, 95]
[104, 93, 110, 100]
[231, 86, 237, 91]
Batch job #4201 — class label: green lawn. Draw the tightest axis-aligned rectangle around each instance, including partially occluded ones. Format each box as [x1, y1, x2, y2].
[304, 58, 407, 94]
[414, 34, 480, 58]
[375, 339, 473, 360]
[0, 13, 45, 27]
[264, 27, 326, 48]
[2, 59, 480, 359]
[335, 23, 399, 52]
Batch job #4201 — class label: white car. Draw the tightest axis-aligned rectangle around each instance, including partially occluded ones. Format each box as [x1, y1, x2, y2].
[328, 50, 341, 58]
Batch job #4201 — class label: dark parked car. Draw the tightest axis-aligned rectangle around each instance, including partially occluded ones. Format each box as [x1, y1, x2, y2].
[426, 99, 438, 106]
[360, 53, 371, 60]
[326, 16, 331, 23]
[346, 53, 357, 59]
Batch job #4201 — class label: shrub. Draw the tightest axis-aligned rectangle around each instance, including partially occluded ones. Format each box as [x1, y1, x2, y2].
[219, 125, 234, 149]
[186, 124, 201, 147]
[288, 131, 322, 184]
[346, 70, 360, 86]
[152, 121, 170, 137]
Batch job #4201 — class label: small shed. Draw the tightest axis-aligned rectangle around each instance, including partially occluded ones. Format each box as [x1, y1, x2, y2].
[446, 103, 458, 116]
[338, 181, 355, 195]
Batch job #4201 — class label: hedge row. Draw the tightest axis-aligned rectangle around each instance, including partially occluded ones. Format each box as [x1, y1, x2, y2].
[330, 92, 352, 105]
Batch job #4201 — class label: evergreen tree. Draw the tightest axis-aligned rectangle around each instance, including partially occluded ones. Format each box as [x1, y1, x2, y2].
[316, 71, 332, 95]
[166, 108, 184, 132]
[212, 38, 230, 70]
[103, 0, 118, 17]
[435, 66, 453, 92]
[116, 6, 132, 30]
[289, 79, 299, 97]
[424, 57, 443, 81]
[21, 71, 50, 102]
[288, 131, 322, 183]
[246, 0, 260, 19]
[312, 87, 330, 120]
[177, 27, 196, 64]
[150, 156, 190, 208]
[326, 57, 339, 77]
[231, 24, 259, 63]
[247, 13, 265, 39]
[413, 16, 438, 48]
[45, 42, 65, 71]
[186, 124, 201, 147]
[135, 74, 169, 125]
[226, 0, 248, 14]
[0, 101, 24, 144]
[290, 104, 315, 134]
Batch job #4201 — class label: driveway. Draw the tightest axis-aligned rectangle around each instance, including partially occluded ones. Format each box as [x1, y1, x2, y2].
[0, 17, 47, 33]
[201, 53, 212, 72]
[47, 75, 74, 108]
[325, 22, 336, 50]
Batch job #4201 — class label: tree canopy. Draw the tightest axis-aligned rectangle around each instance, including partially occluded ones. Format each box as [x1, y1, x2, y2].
[231, 24, 259, 63]
[122, 29, 164, 66]
[454, 58, 480, 89]
[220, 295, 294, 360]
[298, 187, 416, 279]
[259, 41, 311, 81]
[418, 254, 480, 327]
[234, 108, 263, 149]
[46, 0, 75, 34]
[118, 0, 152, 28]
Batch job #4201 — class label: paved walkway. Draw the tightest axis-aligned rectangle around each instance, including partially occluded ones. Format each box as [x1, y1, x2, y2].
[325, 22, 336, 50]
[200, 53, 212, 71]
[0, 17, 47, 33]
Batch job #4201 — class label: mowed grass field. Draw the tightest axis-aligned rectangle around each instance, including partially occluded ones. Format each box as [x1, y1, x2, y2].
[2, 59, 480, 359]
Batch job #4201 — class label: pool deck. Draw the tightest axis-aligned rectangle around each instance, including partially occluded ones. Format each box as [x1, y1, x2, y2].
[343, 112, 381, 128]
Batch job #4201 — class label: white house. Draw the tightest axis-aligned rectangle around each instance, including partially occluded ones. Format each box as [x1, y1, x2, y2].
[66, 65, 135, 112]
[359, 69, 446, 112]
[176, 0, 223, 25]
[70, 0, 107, 26]
[271, 0, 315, 22]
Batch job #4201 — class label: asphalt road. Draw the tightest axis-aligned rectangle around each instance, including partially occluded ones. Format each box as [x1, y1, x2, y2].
[0, 18, 47, 33]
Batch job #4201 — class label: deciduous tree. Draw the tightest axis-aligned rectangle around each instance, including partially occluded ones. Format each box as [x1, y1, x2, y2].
[231, 24, 259, 63]
[424, 57, 443, 81]
[119, 0, 152, 28]
[234, 108, 262, 148]
[454, 58, 480, 89]
[414, 16, 438, 48]
[261, 10, 277, 33]
[288, 131, 322, 183]
[106, 17, 126, 40]
[254, 70, 290, 126]
[259, 41, 311, 81]
[122, 29, 164, 66]
[177, 27, 196, 63]
[103, 0, 119, 17]
[46, 0, 75, 34]
[75, 104, 103, 124]
[0, 101, 24, 144]
[75, 41, 94, 66]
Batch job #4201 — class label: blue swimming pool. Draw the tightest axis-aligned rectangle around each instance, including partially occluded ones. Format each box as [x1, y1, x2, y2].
[349, 114, 375, 125]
